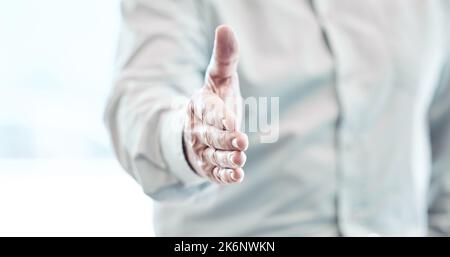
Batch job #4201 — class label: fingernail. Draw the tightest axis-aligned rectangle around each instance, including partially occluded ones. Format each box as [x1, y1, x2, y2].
[230, 170, 237, 181]
[228, 152, 236, 165]
[232, 138, 239, 148]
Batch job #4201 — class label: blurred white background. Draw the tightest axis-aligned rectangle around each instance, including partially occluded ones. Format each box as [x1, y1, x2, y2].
[0, 0, 154, 236]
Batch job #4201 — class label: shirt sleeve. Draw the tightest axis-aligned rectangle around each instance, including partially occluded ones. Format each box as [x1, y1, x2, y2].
[104, 0, 211, 201]
[428, 53, 450, 236]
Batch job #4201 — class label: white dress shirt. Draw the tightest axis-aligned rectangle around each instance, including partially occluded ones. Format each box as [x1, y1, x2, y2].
[105, 0, 450, 236]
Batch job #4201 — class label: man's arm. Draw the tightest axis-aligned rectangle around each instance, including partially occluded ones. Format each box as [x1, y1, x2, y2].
[105, 0, 211, 201]
[104, 0, 248, 201]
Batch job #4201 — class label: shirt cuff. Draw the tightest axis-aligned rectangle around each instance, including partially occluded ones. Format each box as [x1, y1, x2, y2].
[160, 107, 209, 187]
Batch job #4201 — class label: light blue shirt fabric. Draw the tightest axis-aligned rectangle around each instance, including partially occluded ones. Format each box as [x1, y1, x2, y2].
[105, 0, 450, 236]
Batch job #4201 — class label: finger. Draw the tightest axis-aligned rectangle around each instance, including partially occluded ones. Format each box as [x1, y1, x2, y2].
[212, 167, 243, 184]
[207, 25, 239, 80]
[230, 168, 244, 183]
[219, 168, 234, 184]
[190, 91, 236, 130]
[211, 166, 224, 184]
[194, 124, 248, 150]
[231, 132, 249, 151]
[220, 167, 244, 184]
[202, 148, 247, 168]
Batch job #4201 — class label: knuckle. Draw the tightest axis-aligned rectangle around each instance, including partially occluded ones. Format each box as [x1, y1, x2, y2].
[211, 149, 219, 165]
[211, 167, 222, 183]
[206, 148, 218, 166]
[217, 169, 226, 183]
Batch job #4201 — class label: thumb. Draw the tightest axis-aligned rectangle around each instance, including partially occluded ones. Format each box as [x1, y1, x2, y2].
[207, 25, 239, 79]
